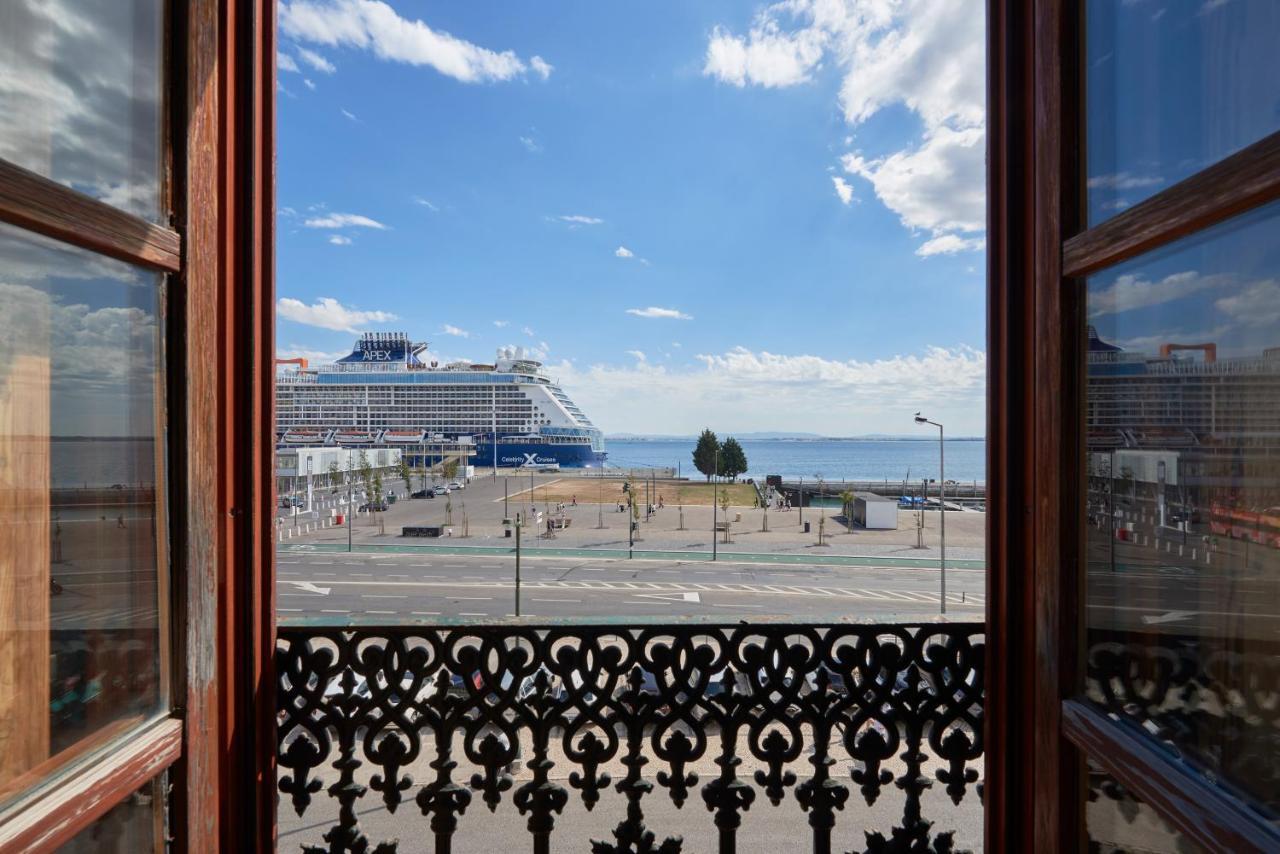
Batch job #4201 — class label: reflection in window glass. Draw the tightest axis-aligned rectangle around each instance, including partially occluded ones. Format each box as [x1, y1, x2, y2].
[0, 223, 165, 807]
[56, 776, 165, 853]
[0, 0, 165, 221]
[1083, 202, 1280, 822]
[1085, 761, 1204, 854]
[1085, 0, 1280, 225]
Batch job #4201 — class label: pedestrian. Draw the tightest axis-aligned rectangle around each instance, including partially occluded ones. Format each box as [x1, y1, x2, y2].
[658, 495, 664, 509]
[572, 495, 577, 506]
[117, 514, 126, 529]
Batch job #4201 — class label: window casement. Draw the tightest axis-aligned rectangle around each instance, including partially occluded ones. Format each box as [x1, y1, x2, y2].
[0, 1, 275, 850]
[989, 0, 1280, 850]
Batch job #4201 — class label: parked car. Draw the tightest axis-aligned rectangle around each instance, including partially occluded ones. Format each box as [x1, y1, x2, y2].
[411, 489, 435, 499]
[448, 480, 464, 490]
[359, 501, 388, 512]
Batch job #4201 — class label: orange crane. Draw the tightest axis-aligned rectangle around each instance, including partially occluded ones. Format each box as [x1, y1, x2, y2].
[275, 357, 308, 369]
[1159, 342, 1216, 363]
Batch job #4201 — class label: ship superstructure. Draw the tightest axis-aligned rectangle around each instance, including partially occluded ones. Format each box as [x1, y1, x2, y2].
[276, 332, 606, 468]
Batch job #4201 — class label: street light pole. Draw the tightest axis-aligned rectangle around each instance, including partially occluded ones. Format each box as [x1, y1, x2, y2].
[915, 413, 946, 614]
[514, 513, 522, 616]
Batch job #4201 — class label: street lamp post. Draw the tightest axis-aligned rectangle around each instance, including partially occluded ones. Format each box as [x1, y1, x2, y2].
[914, 413, 946, 614]
[514, 512, 522, 616]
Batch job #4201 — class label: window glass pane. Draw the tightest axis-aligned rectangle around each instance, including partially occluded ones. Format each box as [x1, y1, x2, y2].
[1083, 201, 1280, 822]
[0, 0, 165, 221]
[1085, 760, 1205, 854]
[0, 222, 166, 808]
[1085, 0, 1280, 225]
[56, 775, 165, 853]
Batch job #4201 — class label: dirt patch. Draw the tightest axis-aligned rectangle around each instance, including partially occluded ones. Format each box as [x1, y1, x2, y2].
[522, 478, 759, 508]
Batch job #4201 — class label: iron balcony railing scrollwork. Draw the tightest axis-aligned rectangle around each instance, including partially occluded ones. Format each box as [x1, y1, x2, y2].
[276, 622, 984, 854]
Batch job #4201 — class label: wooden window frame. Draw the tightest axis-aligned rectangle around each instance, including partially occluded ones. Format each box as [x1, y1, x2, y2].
[0, 0, 276, 851]
[988, 0, 1280, 851]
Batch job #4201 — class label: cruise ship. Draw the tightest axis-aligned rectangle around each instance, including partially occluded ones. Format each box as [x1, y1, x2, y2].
[276, 332, 607, 468]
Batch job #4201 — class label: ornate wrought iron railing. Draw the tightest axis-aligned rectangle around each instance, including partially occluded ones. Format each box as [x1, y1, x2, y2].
[276, 622, 984, 854]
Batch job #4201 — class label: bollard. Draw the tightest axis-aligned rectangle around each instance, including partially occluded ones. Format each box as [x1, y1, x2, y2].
[1191, 548, 1196, 560]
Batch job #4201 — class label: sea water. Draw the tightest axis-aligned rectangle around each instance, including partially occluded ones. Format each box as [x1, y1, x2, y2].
[604, 438, 986, 483]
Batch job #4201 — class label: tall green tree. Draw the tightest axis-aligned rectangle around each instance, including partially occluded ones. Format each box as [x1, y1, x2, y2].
[692, 429, 720, 481]
[357, 451, 373, 500]
[396, 457, 412, 495]
[719, 437, 748, 482]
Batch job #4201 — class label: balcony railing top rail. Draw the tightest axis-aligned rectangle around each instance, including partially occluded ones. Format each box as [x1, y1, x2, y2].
[277, 621, 985, 854]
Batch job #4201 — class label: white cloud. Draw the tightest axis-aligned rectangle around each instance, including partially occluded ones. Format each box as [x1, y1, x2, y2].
[503, 341, 550, 361]
[278, 51, 301, 73]
[0, 282, 159, 436]
[279, 0, 541, 83]
[440, 324, 471, 338]
[706, 0, 986, 255]
[703, 22, 825, 88]
[328, 235, 352, 245]
[523, 326, 536, 337]
[277, 345, 349, 365]
[304, 212, 386, 229]
[297, 45, 336, 73]
[493, 320, 509, 328]
[842, 125, 985, 235]
[626, 306, 693, 320]
[1215, 280, 1280, 327]
[615, 246, 635, 258]
[626, 350, 647, 361]
[551, 344, 986, 435]
[341, 108, 359, 121]
[519, 135, 542, 153]
[1087, 172, 1164, 191]
[831, 175, 854, 205]
[413, 196, 439, 211]
[557, 214, 604, 225]
[304, 78, 317, 90]
[1089, 270, 1227, 317]
[530, 55, 553, 80]
[277, 297, 397, 332]
[916, 233, 985, 257]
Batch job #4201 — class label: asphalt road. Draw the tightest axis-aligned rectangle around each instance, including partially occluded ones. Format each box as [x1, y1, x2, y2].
[276, 551, 984, 622]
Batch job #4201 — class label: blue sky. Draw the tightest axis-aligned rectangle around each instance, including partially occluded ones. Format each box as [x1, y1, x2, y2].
[275, 0, 988, 435]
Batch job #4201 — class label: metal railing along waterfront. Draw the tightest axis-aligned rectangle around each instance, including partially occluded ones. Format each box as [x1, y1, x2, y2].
[276, 621, 984, 853]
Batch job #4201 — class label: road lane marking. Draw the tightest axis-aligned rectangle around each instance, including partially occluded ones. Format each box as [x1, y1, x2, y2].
[411, 611, 441, 616]
[362, 594, 405, 599]
[320, 609, 349, 613]
[532, 598, 581, 603]
[458, 612, 488, 616]
[451, 596, 493, 601]
[366, 610, 397, 615]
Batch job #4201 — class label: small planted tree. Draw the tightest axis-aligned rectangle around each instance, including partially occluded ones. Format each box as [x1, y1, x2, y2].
[719, 489, 732, 543]
[718, 437, 748, 482]
[443, 458, 459, 483]
[693, 429, 720, 481]
[396, 456, 412, 496]
[327, 460, 341, 491]
[357, 451, 373, 503]
[839, 489, 856, 531]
